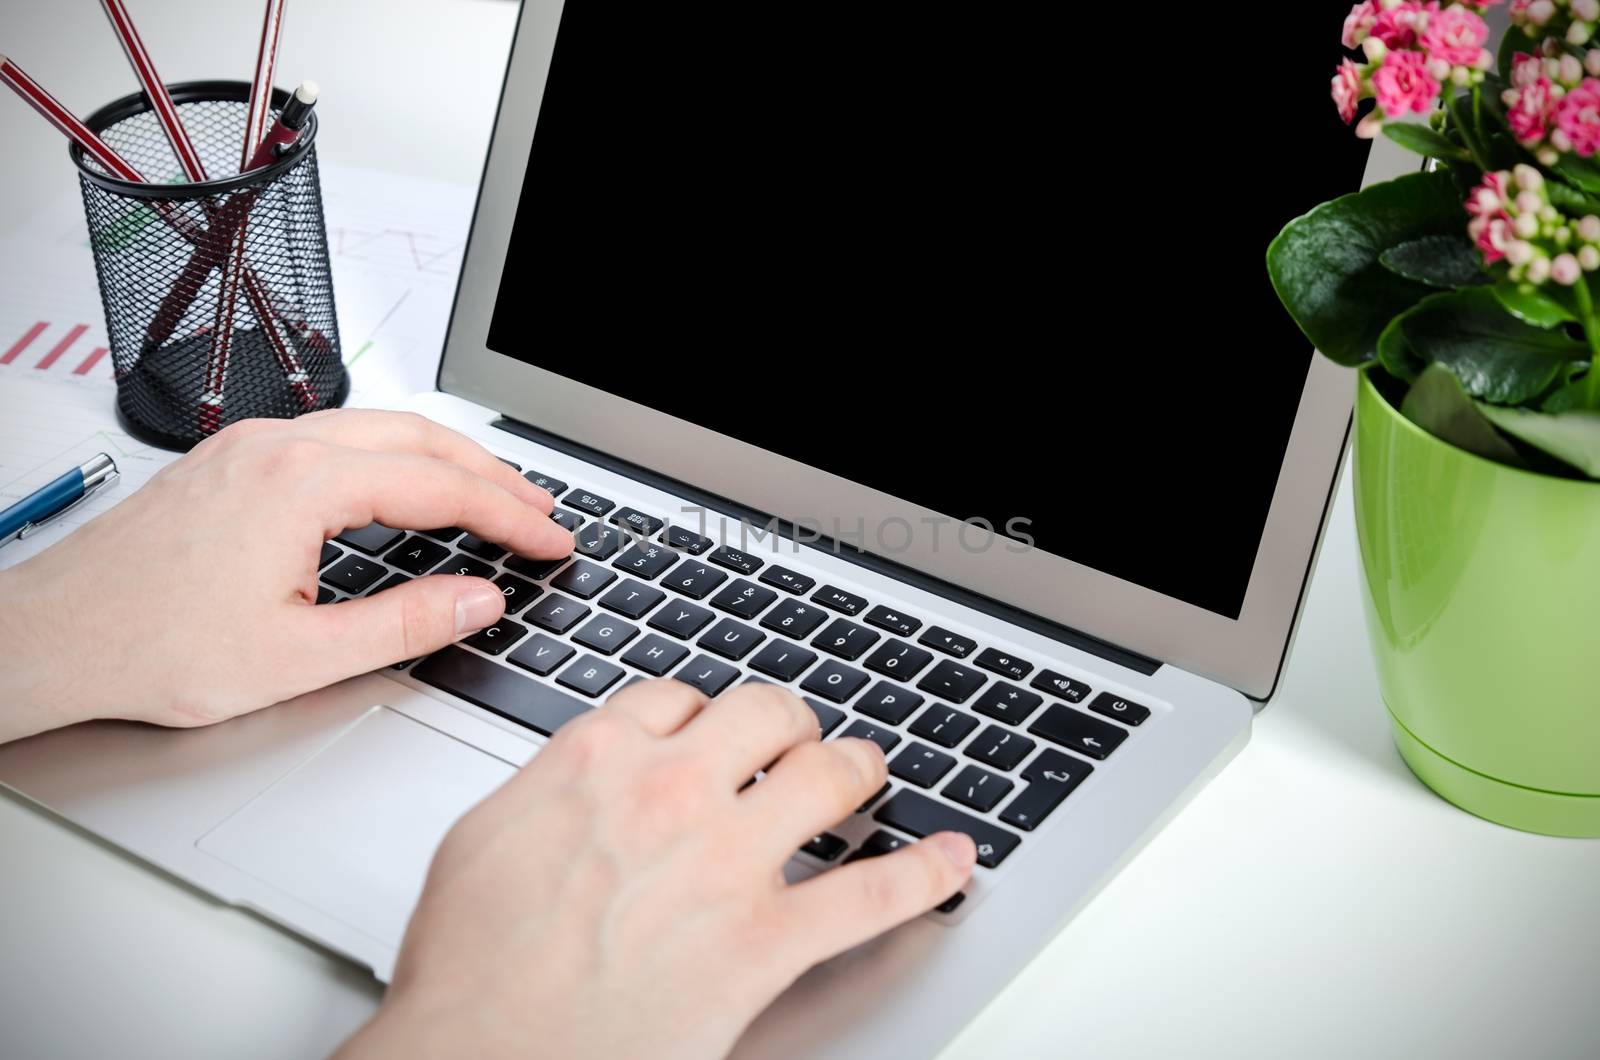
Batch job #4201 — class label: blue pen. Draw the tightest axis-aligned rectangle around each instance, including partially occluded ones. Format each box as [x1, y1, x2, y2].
[0, 453, 120, 548]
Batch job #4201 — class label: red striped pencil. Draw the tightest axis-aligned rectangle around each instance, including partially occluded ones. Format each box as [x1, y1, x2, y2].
[98, 0, 208, 182]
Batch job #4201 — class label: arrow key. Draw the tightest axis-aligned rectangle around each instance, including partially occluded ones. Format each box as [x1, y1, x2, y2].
[1027, 703, 1127, 760]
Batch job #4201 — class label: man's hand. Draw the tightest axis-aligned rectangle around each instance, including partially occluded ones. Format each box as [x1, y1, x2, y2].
[0, 410, 573, 742]
[341, 680, 977, 1060]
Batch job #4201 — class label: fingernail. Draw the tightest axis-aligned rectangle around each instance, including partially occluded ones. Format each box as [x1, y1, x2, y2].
[454, 584, 504, 634]
[935, 832, 976, 870]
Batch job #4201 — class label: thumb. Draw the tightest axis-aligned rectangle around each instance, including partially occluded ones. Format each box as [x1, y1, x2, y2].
[308, 574, 506, 680]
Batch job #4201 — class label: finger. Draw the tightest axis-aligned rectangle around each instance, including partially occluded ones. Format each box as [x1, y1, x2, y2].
[740, 737, 886, 860]
[312, 449, 574, 559]
[602, 678, 708, 737]
[301, 574, 506, 681]
[291, 409, 555, 512]
[780, 833, 976, 964]
[675, 681, 819, 787]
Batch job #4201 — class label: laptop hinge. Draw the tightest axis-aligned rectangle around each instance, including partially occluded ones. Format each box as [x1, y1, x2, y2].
[491, 416, 1162, 678]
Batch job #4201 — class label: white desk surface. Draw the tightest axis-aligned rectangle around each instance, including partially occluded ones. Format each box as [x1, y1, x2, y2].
[2, 3, 1598, 1058]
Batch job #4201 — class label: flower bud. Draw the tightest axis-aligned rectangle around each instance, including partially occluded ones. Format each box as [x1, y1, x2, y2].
[1363, 36, 1387, 62]
[1529, 1, 1557, 27]
[1515, 164, 1545, 193]
[1562, 54, 1585, 85]
[1569, 22, 1594, 47]
[1508, 240, 1537, 267]
[1580, 215, 1600, 241]
[1579, 0, 1600, 21]
[1528, 254, 1553, 283]
[1516, 190, 1544, 214]
[1580, 245, 1600, 270]
[1588, 49, 1600, 77]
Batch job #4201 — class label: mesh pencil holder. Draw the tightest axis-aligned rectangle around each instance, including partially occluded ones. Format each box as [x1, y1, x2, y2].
[72, 80, 347, 451]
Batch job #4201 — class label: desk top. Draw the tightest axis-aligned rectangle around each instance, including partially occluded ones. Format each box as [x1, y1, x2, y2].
[2, 2, 1597, 1056]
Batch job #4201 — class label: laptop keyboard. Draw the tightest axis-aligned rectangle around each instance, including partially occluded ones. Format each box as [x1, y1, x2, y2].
[318, 466, 1152, 897]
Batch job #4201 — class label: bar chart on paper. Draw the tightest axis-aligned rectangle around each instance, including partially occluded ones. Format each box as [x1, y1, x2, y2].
[1, 320, 112, 380]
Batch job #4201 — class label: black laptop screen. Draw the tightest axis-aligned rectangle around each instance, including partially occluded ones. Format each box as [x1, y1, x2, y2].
[486, 2, 1369, 620]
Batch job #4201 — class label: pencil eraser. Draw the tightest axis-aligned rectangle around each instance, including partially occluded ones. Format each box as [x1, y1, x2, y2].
[295, 81, 319, 104]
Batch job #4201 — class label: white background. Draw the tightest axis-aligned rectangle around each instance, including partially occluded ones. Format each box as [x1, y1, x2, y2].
[1, 2, 1598, 1057]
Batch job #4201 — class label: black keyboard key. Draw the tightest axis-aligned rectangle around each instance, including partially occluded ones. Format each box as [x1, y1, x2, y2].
[573, 615, 640, 655]
[508, 632, 575, 676]
[909, 706, 979, 748]
[812, 618, 880, 661]
[558, 654, 625, 697]
[917, 660, 987, 703]
[439, 554, 497, 580]
[492, 573, 542, 615]
[315, 586, 336, 605]
[873, 790, 1021, 868]
[523, 470, 568, 497]
[760, 599, 828, 638]
[505, 554, 568, 580]
[661, 525, 713, 554]
[839, 719, 901, 754]
[863, 605, 922, 637]
[575, 521, 624, 560]
[620, 633, 689, 676]
[708, 545, 763, 575]
[464, 618, 527, 656]
[497, 457, 522, 471]
[369, 573, 411, 595]
[748, 638, 818, 682]
[1031, 669, 1092, 704]
[974, 647, 1033, 682]
[318, 541, 342, 569]
[550, 509, 586, 532]
[943, 765, 1014, 813]
[563, 489, 614, 517]
[857, 782, 891, 813]
[674, 655, 741, 697]
[525, 593, 590, 634]
[711, 579, 778, 620]
[336, 522, 403, 555]
[856, 681, 924, 725]
[936, 892, 965, 914]
[610, 507, 664, 536]
[665, 559, 727, 600]
[1028, 704, 1128, 760]
[888, 743, 957, 788]
[613, 541, 678, 580]
[1088, 691, 1151, 726]
[963, 724, 1035, 771]
[321, 554, 384, 594]
[647, 600, 715, 639]
[813, 584, 867, 615]
[803, 697, 847, 736]
[551, 559, 617, 599]
[698, 617, 765, 661]
[759, 565, 815, 595]
[862, 640, 935, 680]
[972, 682, 1044, 726]
[800, 659, 870, 703]
[385, 535, 450, 576]
[420, 526, 463, 543]
[599, 579, 665, 619]
[413, 646, 590, 735]
[919, 626, 977, 659]
[801, 832, 847, 862]
[843, 830, 910, 864]
[458, 533, 507, 562]
[1000, 748, 1094, 831]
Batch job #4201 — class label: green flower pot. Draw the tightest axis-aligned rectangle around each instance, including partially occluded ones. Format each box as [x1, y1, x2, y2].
[1354, 370, 1600, 836]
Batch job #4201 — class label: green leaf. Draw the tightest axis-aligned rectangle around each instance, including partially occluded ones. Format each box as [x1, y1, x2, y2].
[1555, 155, 1600, 197]
[1498, 27, 1539, 80]
[1477, 403, 1600, 476]
[1377, 312, 1427, 382]
[1379, 234, 1488, 288]
[1266, 170, 1467, 366]
[1389, 286, 1588, 404]
[1545, 180, 1600, 217]
[1383, 122, 1469, 161]
[1400, 364, 1525, 466]
[1492, 281, 1579, 328]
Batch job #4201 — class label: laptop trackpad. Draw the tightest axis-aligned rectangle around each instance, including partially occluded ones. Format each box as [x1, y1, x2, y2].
[197, 705, 516, 947]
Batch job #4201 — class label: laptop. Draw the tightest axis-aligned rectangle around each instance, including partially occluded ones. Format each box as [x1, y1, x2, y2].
[0, 2, 1398, 1055]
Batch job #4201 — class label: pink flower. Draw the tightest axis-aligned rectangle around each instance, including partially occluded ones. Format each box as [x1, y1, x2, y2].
[1373, 50, 1441, 116]
[1557, 78, 1600, 156]
[1343, 1, 1379, 48]
[1467, 170, 1510, 219]
[1509, 76, 1556, 143]
[1472, 214, 1516, 264]
[1421, 7, 1490, 67]
[1510, 51, 1543, 87]
[1371, 1, 1437, 49]
[1332, 59, 1364, 123]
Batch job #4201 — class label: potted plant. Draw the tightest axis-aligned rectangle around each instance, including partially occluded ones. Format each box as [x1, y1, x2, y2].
[1270, 0, 1600, 836]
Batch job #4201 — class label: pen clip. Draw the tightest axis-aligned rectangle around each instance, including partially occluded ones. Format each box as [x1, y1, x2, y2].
[12, 469, 121, 542]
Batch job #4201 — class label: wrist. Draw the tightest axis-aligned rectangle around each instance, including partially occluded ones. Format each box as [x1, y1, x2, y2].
[0, 562, 98, 742]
